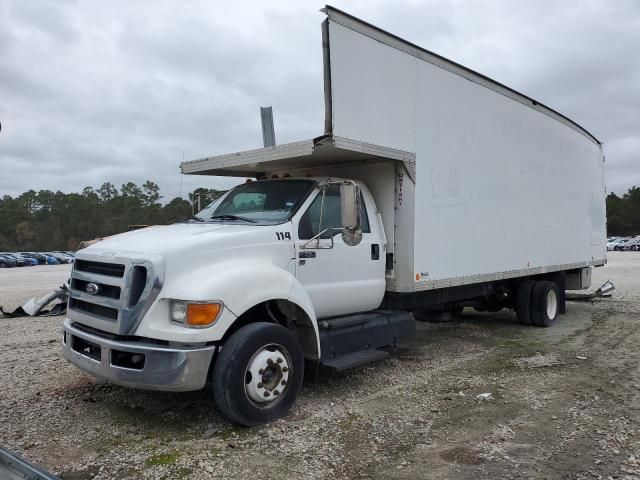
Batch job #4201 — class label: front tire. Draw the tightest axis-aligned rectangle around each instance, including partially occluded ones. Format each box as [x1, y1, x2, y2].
[212, 322, 304, 426]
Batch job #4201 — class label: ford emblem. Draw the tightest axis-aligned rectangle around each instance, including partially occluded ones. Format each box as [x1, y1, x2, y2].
[85, 282, 100, 295]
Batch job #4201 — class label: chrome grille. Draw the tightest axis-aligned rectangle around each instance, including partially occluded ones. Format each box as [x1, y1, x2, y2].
[74, 259, 125, 277]
[68, 254, 164, 335]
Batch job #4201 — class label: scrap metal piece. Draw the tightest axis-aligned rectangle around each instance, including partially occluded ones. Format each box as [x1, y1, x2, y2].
[0, 283, 69, 318]
[565, 280, 615, 301]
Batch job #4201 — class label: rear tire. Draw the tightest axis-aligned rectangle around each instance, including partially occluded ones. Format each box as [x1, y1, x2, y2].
[530, 281, 560, 328]
[451, 304, 464, 317]
[516, 280, 535, 326]
[212, 322, 304, 426]
[0, 262, 7, 268]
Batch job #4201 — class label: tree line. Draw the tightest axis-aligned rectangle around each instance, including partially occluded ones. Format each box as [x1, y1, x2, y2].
[0, 181, 225, 251]
[1, 182, 638, 251]
[606, 187, 640, 236]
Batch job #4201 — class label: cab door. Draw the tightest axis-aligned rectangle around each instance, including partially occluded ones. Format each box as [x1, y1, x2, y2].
[293, 183, 386, 318]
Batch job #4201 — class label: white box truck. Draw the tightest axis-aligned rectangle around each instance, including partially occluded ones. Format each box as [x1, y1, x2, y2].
[63, 6, 606, 425]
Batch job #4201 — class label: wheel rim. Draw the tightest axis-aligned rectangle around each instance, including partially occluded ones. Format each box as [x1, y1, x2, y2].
[244, 343, 291, 408]
[546, 289, 558, 319]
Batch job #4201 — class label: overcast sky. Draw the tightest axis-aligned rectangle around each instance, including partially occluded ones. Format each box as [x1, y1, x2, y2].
[1, 0, 638, 200]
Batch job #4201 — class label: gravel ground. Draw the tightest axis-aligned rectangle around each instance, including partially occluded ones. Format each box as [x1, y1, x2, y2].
[1, 254, 640, 479]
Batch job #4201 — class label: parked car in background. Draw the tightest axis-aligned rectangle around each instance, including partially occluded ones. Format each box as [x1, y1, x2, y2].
[43, 252, 73, 264]
[41, 254, 60, 264]
[615, 238, 632, 251]
[18, 254, 38, 266]
[54, 252, 75, 262]
[0, 255, 18, 268]
[19, 252, 49, 264]
[0, 253, 31, 267]
[622, 237, 640, 251]
[607, 238, 630, 251]
[606, 238, 618, 250]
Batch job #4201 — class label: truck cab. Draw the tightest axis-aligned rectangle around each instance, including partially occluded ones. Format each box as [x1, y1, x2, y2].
[63, 176, 411, 425]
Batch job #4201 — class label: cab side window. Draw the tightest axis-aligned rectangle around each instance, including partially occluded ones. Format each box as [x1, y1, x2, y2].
[298, 185, 371, 240]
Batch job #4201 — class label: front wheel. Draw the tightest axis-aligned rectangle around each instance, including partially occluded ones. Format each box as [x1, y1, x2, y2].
[212, 322, 304, 426]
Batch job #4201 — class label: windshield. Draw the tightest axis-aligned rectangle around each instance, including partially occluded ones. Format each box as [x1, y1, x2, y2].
[194, 179, 316, 225]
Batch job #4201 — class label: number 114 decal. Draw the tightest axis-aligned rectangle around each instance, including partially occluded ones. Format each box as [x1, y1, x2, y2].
[275, 232, 291, 241]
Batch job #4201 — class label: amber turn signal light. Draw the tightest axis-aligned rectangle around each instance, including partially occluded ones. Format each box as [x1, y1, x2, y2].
[186, 303, 222, 327]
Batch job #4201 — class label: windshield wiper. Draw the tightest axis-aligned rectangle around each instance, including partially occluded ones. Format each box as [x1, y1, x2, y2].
[210, 214, 257, 223]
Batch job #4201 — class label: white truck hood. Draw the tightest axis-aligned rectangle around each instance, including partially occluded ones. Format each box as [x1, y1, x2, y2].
[82, 223, 295, 273]
[91, 223, 255, 256]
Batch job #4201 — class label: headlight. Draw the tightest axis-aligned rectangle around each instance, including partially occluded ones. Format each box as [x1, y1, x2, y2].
[170, 301, 187, 323]
[170, 300, 222, 328]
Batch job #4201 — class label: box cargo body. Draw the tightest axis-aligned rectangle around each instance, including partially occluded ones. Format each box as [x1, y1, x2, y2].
[182, 6, 607, 294]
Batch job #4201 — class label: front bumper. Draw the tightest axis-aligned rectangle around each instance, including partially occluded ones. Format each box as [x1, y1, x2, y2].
[62, 319, 216, 392]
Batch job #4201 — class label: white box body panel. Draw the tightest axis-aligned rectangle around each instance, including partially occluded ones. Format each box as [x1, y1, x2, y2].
[181, 8, 607, 294]
[326, 12, 606, 291]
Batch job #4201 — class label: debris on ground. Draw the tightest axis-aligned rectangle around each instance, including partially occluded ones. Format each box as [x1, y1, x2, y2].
[476, 393, 493, 401]
[512, 353, 563, 369]
[0, 283, 68, 318]
[566, 280, 615, 300]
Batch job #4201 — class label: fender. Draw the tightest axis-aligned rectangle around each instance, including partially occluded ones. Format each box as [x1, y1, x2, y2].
[224, 263, 320, 360]
[136, 258, 320, 358]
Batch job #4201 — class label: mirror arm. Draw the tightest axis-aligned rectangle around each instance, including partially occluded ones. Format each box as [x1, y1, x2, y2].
[301, 227, 335, 249]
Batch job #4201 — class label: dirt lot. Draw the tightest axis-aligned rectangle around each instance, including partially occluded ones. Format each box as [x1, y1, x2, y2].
[1, 253, 640, 479]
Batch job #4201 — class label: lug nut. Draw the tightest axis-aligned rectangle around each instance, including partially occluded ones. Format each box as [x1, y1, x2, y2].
[258, 369, 264, 375]
[267, 358, 273, 365]
[282, 367, 288, 372]
[264, 391, 270, 397]
[281, 380, 286, 386]
[273, 390, 280, 396]
[277, 358, 283, 364]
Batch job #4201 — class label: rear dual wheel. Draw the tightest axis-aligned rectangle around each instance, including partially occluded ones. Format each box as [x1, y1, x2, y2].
[516, 280, 560, 327]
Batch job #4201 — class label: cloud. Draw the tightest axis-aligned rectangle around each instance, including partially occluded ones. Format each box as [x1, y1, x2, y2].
[0, 0, 638, 199]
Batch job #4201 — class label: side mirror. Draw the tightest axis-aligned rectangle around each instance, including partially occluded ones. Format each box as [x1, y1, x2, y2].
[340, 183, 362, 246]
[340, 183, 359, 228]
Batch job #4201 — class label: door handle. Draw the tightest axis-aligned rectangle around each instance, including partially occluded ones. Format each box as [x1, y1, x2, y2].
[371, 244, 380, 260]
[299, 251, 316, 259]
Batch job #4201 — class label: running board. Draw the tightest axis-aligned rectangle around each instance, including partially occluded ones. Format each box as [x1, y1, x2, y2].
[318, 310, 414, 371]
[321, 349, 390, 371]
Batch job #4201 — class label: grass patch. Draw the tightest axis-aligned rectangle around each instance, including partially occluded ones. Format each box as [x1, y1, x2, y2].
[145, 452, 180, 467]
